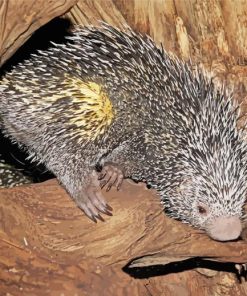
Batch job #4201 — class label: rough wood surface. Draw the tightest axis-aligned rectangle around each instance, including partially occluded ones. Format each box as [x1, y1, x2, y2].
[0, 0, 77, 67]
[1, 179, 247, 295]
[66, 0, 247, 60]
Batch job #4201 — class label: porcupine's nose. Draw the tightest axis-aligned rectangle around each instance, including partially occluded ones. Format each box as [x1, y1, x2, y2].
[206, 216, 242, 241]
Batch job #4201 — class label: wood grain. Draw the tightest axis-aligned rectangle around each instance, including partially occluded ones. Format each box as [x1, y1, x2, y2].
[0, 179, 247, 294]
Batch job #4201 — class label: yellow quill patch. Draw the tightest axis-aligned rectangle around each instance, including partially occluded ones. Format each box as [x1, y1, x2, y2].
[64, 77, 115, 141]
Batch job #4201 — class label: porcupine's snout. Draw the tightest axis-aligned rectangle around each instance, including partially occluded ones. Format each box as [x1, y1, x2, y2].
[206, 216, 242, 241]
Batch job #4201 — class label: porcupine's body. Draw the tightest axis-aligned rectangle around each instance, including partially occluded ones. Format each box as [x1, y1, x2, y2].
[1, 24, 247, 241]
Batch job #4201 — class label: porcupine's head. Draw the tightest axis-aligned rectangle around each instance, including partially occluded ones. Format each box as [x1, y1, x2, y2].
[160, 77, 247, 242]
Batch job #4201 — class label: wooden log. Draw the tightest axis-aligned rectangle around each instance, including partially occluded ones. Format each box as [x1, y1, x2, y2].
[0, 179, 247, 294]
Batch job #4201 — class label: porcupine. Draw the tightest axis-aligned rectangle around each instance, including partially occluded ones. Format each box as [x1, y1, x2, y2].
[1, 24, 247, 241]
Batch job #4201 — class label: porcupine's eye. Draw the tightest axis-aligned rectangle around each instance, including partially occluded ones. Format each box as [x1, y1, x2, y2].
[197, 203, 208, 215]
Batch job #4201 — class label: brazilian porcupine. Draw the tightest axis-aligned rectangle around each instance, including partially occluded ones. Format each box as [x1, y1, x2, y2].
[1, 24, 247, 241]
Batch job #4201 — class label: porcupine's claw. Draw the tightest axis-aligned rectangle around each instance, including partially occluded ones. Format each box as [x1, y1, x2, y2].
[78, 171, 113, 222]
[98, 163, 124, 191]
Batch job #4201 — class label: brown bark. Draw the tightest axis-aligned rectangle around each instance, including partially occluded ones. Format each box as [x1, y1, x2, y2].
[65, 0, 247, 61]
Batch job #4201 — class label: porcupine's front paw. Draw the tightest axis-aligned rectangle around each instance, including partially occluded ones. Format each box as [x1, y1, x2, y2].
[75, 170, 112, 222]
[98, 162, 124, 191]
